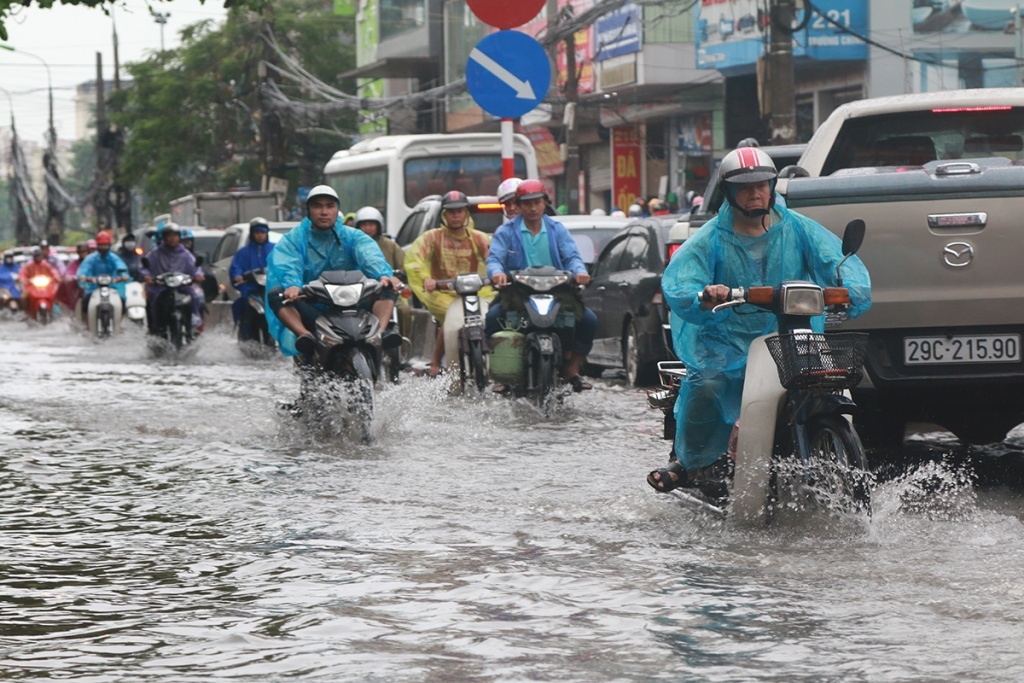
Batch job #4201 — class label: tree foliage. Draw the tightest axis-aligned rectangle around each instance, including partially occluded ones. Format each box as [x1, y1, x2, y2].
[110, 0, 357, 214]
[0, 0, 269, 41]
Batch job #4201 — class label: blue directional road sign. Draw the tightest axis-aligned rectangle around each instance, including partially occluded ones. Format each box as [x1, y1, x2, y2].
[466, 31, 550, 119]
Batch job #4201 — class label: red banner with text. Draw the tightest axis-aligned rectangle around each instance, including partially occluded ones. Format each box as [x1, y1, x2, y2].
[612, 126, 642, 211]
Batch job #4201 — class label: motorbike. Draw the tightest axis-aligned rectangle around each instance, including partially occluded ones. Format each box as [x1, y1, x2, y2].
[436, 272, 490, 394]
[378, 270, 409, 384]
[0, 287, 19, 318]
[149, 271, 197, 353]
[648, 219, 872, 525]
[490, 267, 578, 412]
[23, 272, 59, 324]
[287, 270, 389, 440]
[124, 280, 147, 326]
[85, 274, 125, 339]
[236, 268, 275, 351]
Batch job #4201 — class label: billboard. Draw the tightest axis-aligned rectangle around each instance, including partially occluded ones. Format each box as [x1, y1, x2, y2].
[915, 1, 1019, 34]
[696, 0, 868, 70]
[594, 1, 642, 62]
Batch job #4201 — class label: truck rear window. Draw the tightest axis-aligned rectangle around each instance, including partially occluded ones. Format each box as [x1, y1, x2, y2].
[821, 107, 1024, 175]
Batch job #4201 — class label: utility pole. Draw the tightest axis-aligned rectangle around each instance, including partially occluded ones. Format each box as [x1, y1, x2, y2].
[768, 0, 797, 145]
[93, 52, 111, 232]
[152, 11, 170, 52]
[562, 3, 580, 214]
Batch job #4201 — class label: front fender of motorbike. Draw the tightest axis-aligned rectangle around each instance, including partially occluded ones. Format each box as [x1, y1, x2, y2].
[524, 295, 561, 329]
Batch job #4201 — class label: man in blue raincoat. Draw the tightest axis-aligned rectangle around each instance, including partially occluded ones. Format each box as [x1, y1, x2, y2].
[77, 232, 130, 316]
[230, 217, 275, 337]
[648, 146, 871, 493]
[0, 251, 21, 305]
[265, 185, 402, 358]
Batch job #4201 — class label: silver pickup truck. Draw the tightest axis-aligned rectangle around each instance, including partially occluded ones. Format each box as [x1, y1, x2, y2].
[777, 88, 1024, 448]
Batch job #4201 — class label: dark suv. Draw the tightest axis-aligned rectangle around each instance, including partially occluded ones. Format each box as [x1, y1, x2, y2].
[394, 194, 506, 247]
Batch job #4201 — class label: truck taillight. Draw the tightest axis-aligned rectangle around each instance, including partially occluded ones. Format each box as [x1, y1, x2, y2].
[666, 242, 682, 263]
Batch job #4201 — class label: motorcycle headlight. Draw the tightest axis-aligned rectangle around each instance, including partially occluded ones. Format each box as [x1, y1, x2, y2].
[454, 273, 484, 295]
[513, 273, 569, 292]
[165, 274, 184, 288]
[96, 275, 113, 285]
[779, 282, 824, 316]
[29, 275, 52, 288]
[254, 272, 267, 286]
[325, 283, 363, 307]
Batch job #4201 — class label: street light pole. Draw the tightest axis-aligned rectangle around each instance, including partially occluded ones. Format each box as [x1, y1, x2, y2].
[152, 11, 170, 52]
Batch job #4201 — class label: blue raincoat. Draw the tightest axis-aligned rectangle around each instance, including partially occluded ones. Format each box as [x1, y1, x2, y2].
[662, 200, 871, 472]
[0, 261, 21, 298]
[77, 250, 130, 298]
[265, 216, 393, 356]
[229, 239, 275, 322]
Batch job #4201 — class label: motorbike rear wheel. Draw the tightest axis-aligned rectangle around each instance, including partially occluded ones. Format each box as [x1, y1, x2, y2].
[803, 415, 872, 515]
[468, 338, 487, 393]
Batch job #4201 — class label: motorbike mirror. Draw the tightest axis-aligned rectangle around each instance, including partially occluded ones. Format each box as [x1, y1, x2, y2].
[836, 219, 865, 288]
[841, 219, 865, 257]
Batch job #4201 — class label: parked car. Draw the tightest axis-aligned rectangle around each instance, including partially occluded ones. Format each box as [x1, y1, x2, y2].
[394, 194, 505, 248]
[581, 218, 674, 386]
[557, 214, 634, 272]
[205, 221, 298, 327]
[667, 142, 807, 259]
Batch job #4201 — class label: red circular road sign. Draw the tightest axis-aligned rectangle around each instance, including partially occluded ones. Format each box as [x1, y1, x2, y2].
[467, 0, 545, 29]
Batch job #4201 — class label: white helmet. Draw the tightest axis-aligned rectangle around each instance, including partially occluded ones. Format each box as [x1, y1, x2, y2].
[353, 206, 385, 236]
[627, 204, 643, 217]
[611, 209, 626, 218]
[496, 177, 523, 204]
[590, 208, 606, 216]
[306, 184, 339, 207]
[718, 147, 778, 217]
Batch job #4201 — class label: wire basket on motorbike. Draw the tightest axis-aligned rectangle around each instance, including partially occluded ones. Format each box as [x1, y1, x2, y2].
[764, 331, 868, 391]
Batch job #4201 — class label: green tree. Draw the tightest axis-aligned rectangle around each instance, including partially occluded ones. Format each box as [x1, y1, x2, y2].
[0, 0, 268, 41]
[112, 0, 356, 214]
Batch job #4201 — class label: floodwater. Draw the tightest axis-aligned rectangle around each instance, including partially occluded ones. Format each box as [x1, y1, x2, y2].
[3, 320, 1024, 681]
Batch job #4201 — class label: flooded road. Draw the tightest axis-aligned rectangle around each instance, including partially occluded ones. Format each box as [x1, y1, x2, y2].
[3, 321, 1024, 681]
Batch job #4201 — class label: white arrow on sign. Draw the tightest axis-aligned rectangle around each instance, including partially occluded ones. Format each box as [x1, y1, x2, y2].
[469, 47, 536, 100]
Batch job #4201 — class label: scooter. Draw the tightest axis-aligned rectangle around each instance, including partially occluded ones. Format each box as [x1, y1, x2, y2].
[85, 274, 125, 339]
[0, 287, 20, 318]
[236, 268, 275, 351]
[23, 272, 59, 325]
[149, 271, 196, 353]
[124, 280, 147, 326]
[648, 220, 872, 524]
[490, 267, 577, 413]
[436, 272, 491, 394]
[286, 270, 389, 440]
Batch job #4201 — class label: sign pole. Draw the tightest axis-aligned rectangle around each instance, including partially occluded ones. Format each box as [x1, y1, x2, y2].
[501, 118, 515, 180]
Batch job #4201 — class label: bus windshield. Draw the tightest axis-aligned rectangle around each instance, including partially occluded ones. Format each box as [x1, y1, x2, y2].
[330, 167, 389, 214]
[404, 154, 528, 206]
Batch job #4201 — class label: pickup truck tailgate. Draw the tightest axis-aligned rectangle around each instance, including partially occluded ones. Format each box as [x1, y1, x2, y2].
[784, 161, 1024, 332]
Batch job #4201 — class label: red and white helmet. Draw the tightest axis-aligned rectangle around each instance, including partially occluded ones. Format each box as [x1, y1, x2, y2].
[718, 147, 778, 217]
[515, 179, 548, 203]
[496, 177, 523, 204]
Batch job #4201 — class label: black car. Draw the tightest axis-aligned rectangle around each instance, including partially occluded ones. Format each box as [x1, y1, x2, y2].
[394, 194, 506, 248]
[582, 218, 674, 386]
[557, 214, 634, 272]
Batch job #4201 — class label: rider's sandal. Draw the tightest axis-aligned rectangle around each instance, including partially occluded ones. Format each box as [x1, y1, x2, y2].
[568, 375, 593, 393]
[646, 460, 689, 493]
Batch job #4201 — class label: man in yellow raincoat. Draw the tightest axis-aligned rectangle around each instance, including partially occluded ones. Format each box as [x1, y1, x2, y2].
[405, 190, 494, 378]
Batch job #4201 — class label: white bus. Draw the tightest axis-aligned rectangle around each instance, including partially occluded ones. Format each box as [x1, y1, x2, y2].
[322, 133, 539, 235]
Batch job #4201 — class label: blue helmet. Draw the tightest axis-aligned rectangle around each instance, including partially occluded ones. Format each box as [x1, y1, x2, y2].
[180, 228, 194, 240]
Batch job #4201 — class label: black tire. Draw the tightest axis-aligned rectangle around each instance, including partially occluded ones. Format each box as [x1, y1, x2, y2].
[470, 339, 487, 392]
[169, 312, 184, 351]
[347, 348, 375, 440]
[99, 309, 111, 338]
[536, 353, 555, 412]
[38, 305, 50, 325]
[385, 346, 401, 384]
[624, 320, 657, 387]
[804, 415, 872, 514]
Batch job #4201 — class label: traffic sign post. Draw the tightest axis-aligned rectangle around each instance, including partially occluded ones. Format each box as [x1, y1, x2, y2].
[466, 30, 550, 120]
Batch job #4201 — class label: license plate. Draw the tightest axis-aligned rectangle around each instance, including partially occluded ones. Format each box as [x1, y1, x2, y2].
[904, 334, 1021, 365]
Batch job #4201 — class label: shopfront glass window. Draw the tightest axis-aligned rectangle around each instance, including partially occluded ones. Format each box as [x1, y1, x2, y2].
[381, 0, 426, 41]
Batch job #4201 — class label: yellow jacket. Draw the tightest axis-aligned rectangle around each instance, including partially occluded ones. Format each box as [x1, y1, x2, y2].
[405, 216, 494, 322]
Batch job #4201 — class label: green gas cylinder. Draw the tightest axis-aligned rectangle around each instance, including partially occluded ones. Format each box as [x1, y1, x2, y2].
[489, 330, 525, 384]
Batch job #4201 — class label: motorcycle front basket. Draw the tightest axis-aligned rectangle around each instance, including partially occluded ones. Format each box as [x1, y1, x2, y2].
[764, 332, 868, 391]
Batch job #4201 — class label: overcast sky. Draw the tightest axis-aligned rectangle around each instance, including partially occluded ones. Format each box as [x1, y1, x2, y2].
[1, 0, 228, 146]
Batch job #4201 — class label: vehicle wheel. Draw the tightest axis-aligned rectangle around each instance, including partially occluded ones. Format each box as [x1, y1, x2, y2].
[169, 313, 183, 350]
[804, 415, 872, 515]
[536, 353, 555, 412]
[470, 339, 487, 392]
[38, 306, 50, 325]
[99, 309, 111, 338]
[384, 346, 401, 384]
[347, 348, 376, 441]
[624, 320, 656, 387]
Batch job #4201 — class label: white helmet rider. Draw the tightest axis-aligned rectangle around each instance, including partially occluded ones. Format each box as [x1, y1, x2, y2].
[353, 206, 386, 238]
[627, 203, 643, 217]
[718, 146, 778, 219]
[496, 177, 523, 219]
[306, 184, 340, 213]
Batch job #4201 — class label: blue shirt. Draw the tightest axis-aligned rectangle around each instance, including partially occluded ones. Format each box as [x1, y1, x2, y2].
[520, 222, 554, 267]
